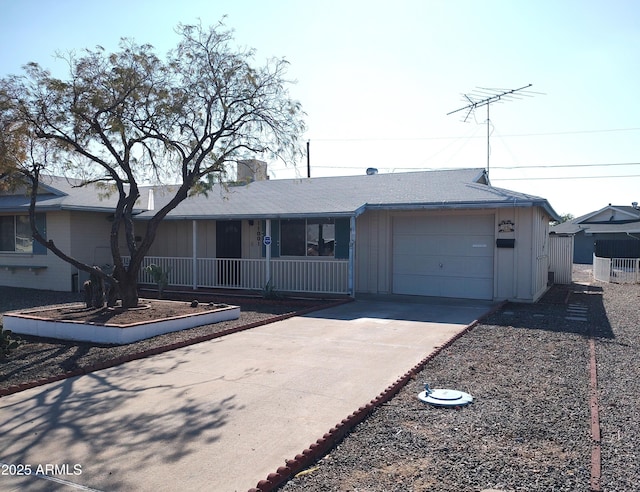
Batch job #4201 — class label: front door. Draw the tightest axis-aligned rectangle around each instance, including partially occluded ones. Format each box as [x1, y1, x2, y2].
[216, 220, 242, 285]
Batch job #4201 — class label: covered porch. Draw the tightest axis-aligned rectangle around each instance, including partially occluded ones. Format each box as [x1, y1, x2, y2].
[126, 216, 355, 296]
[124, 255, 350, 295]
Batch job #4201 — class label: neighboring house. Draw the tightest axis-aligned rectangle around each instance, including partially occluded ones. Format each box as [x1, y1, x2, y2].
[551, 204, 640, 264]
[0, 166, 560, 302]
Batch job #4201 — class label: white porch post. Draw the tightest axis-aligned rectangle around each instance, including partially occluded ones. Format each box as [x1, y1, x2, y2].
[348, 215, 356, 297]
[265, 219, 272, 287]
[192, 220, 198, 290]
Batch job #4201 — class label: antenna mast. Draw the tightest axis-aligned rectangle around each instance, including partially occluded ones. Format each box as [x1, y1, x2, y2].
[447, 84, 537, 177]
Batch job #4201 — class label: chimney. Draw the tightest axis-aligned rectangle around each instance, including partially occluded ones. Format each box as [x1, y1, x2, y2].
[237, 159, 268, 183]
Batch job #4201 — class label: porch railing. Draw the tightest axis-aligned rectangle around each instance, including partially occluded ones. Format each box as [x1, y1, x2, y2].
[593, 254, 640, 283]
[122, 256, 349, 294]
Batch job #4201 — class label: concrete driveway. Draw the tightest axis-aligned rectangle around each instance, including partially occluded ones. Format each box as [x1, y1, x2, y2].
[0, 297, 494, 492]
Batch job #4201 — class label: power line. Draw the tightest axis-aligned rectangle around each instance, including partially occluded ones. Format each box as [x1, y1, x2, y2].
[306, 162, 640, 171]
[492, 162, 640, 170]
[498, 127, 640, 137]
[308, 126, 640, 142]
[493, 174, 640, 181]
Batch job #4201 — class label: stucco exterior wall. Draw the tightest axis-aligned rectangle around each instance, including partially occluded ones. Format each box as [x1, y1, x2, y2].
[67, 211, 115, 290]
[68, 211, 113, 266]
[0, 211, 74, 292]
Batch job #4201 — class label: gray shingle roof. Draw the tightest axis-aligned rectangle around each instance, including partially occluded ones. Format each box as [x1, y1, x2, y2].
[549, 222, 582, 234]
[551, 220, 640, 234]
[580, 222, 640, 234]
[0, 175, 150, 213]
[137, 168, 558, 220]
[1, 168, 560, 220]
[551, 204, 640, 234]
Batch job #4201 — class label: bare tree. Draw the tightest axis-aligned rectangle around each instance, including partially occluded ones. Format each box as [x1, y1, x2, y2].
[0, 21, 305, 307]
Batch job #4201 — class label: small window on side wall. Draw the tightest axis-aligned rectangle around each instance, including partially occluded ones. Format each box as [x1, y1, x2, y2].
[0, 214, 47, 254]
[0, 215, 33, 253]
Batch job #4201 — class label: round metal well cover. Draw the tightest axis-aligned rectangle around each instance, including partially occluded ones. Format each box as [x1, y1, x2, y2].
[418, 385, 473, 407]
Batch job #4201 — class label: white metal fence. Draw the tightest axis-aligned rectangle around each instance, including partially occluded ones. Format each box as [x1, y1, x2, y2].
[548, 235, 574, 284]
[123, 256, 349, 294]
[593, 254, 640, 283]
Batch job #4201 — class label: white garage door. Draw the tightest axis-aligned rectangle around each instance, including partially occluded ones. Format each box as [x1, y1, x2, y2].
[392, 215, 494, 300]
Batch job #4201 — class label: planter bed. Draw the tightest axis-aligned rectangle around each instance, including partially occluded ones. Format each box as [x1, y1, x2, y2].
[4, 300, 240, 344]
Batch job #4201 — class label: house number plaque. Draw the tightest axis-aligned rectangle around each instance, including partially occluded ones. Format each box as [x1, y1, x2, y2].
[498, 220, 515, 233]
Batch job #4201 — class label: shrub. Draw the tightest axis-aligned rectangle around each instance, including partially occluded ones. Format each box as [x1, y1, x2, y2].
[145, 264, 171, 299]
[0, 322, 21, 359]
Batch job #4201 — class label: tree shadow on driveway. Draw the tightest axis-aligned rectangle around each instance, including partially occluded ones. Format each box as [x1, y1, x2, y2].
[0, 345, 240, 491]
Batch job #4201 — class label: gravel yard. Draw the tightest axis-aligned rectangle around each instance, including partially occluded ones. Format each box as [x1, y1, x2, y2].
[595, 282, 640, 491]
[279, 270, 639, 491]
[1, 268, 638, 491]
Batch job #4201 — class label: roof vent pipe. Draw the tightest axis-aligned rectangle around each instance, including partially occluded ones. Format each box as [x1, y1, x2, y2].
[147, 188, 154, 211]
[366, 167, 378, 175]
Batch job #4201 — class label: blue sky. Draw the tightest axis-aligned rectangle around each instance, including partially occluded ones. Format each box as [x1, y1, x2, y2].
[2, 0, 639, 217]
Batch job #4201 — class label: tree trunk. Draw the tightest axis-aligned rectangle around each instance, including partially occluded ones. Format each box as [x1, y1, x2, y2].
[119, 271, 140, 308]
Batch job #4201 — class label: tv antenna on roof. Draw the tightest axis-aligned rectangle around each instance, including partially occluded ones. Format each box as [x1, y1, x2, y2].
[447, 84, 539, 177]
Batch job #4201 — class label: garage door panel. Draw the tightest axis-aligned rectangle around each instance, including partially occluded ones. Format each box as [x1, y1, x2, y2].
[436, 235, 493, 257]
[441, 256, 494, 277]
[392, 274, 493, 299]
[393, 254, 442, 275]
[392, 274, 441, 297]
[438, 276, 493, 299]
[394, 216, 439, 234]
[392, 214, 494, 300]
[395, 215, 494, 236]
[394, 235, 445, 255]
[395, 234, 493, 257]
[394, 253, 493, 277]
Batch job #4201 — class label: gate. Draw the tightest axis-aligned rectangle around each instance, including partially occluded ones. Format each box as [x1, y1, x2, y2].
[549, 234, 574, 284]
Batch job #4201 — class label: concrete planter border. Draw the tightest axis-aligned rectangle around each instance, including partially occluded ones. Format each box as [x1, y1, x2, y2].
[4, 301, 240, 345]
